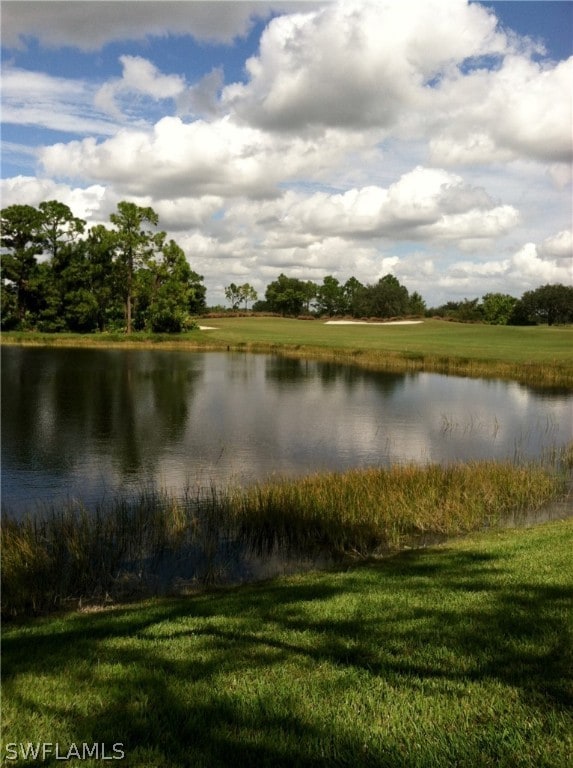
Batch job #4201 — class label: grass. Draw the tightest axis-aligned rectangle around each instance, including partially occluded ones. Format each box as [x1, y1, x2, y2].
[2, 519, 572, 767]
[231, 459, 566, 555]
[2, 453, 570, 617]
[3, 317, 573, 387]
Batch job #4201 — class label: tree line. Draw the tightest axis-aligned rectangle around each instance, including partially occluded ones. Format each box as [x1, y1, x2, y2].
[244, 273, 426, 318]
[226, 273, 573, 326]
[426, 286, 573, 326]
[2, 200, 571, 333]
[1, 201, 206, 333]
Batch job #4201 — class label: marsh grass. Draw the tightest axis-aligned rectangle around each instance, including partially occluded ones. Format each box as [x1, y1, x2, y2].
[1, 491, 196, 615]
[230, 460, 565, 557]
[2, 451, 569, 617]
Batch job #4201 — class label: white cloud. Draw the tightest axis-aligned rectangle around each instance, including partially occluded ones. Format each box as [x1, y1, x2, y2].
[223, 0, 507, 132]
[539, 230, 573, 261]
[0, 176, 110, 221]
[1, 67, 119, 135]
[218, 0, 572, 170]
[2, 0, 572, 308]
[436, 237, 572, 300]
[1, 1, 320, 50]
[39, 115, 370, 198]
[430, 56, 573, 166]
[511, 242, 572, 284]
[178, 69, 225, 119]
[253, 167, 519, 244]
[94, 56, 186, 119]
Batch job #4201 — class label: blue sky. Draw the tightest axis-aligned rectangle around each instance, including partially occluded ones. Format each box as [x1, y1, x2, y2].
[2, 0, 571, 306]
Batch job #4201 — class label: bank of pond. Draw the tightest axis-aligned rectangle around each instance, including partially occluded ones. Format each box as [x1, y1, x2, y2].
[2, 453, 571, 617]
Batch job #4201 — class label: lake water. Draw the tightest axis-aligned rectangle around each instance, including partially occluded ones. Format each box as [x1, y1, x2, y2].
[2, 345, 572, 517]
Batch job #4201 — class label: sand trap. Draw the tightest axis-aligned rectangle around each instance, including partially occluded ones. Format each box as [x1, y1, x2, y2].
[324, 320, 423, 326]
[199, 321, 423, 329]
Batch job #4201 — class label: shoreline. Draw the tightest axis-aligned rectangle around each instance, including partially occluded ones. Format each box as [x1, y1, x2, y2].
[2, 320, 572, 389]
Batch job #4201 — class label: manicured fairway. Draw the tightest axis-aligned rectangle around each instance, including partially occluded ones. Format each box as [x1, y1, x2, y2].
[2, 519, 572, 767]
[194, 316, 573, 365]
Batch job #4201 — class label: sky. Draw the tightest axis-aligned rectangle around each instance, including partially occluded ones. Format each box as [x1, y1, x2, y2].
[1, 0, 572, 307]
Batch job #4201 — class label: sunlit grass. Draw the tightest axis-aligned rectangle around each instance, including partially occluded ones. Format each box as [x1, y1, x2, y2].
[2, 519, 572, 767]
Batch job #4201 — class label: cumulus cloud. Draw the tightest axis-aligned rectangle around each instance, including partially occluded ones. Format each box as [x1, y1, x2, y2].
[261, 167, 519, 244]
[0, 176, 110, 222]
[437, 236, 572, 299]
[178, 69, 225, 119]
[222, 0, 506, 131]
[39, 115, 370, 198]
[429, 56, 573, 165]
[539, 230, 573, 261]
[2, 0, 571, 307]
[94, 56, 186, 120]
[1, 1, 318, 50]
[217, 0, 572, 169]
[511, 242, 572, 284]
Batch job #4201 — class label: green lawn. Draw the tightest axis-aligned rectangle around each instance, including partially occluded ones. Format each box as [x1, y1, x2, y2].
[195, 317, 573, 364]
[2, 519, 572, 767]
[4, 318, 573, 363]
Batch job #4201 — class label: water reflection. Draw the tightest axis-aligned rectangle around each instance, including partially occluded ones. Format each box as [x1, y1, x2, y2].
[1, 346, 571, 515]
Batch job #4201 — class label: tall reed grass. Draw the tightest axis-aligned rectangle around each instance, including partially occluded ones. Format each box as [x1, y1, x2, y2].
[1, 491, 191, 615]
[229, 459, 566, 556]
[2, 451, 570, 616]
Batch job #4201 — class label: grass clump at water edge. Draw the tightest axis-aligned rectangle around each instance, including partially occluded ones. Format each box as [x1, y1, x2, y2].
[1, 453, 570, 617]
[231, 459, 565, 556]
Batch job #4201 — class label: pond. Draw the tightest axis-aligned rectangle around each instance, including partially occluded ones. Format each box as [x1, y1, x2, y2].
[2, 345, 572, 517]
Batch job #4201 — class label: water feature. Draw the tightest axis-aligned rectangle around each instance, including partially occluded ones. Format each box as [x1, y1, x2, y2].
[2, 345, 572, 517]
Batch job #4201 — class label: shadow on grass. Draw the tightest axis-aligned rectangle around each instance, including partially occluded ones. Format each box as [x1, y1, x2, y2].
[2, 542, 572, 767]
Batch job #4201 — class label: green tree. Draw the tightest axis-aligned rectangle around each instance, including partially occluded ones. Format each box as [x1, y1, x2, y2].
[58, 242, 101, 332]
[343, 277, 364, 315]
[84, 225, 124, 331]
[515, 284, 573, 325]
[140, 239, 205, 332]
[301, 280, 317, 313]
[225, 282, 241, 310]
[481, 293, 517, 325]
[187, 267, 207, 316]
[351, 274, 409, 318]
[240, 283, 258, 310]
[226, 282, 258, 310]
[32, 261, 66, 332]
[38, 200, 85, 264]
[265, 274, 311, 316]
[455, 298, 483, 322]
[109, 202, 161, 334]
[429, 299, 483, 322]
[408, 291, 427, 316]
[315, 276, 344, 316]
[0, 204, 43, 326]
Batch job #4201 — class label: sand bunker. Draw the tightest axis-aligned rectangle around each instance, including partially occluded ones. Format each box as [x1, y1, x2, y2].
[199, 320, 423, 330]
[324, 320, 423, 326]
